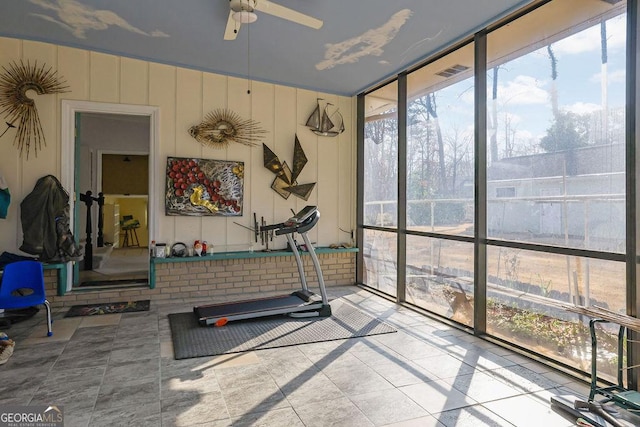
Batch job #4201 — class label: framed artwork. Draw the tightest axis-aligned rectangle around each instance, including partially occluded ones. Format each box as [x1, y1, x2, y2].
[165, 157, 244, 216]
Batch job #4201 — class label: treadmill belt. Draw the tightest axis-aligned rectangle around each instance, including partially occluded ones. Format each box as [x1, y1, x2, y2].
[195, 294, 305, 318]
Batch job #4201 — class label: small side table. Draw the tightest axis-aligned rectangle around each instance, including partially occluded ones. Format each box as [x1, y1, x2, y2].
[121, 222, 140, 247]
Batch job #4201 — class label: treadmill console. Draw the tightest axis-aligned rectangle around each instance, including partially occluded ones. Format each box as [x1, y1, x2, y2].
[275, 206, 319, 235]
[285, 206, 317, 226]
[261, 206, 319, 235]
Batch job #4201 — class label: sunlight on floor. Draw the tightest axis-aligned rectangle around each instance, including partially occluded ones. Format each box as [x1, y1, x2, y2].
[79, 247, 149, 284]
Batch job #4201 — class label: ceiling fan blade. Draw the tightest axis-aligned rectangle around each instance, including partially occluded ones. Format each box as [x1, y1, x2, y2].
[255, 0, 323, 29]
[224, 10, 240, 40]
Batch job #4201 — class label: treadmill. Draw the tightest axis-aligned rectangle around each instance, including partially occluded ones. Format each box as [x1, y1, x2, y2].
[194, 206, 332, 326]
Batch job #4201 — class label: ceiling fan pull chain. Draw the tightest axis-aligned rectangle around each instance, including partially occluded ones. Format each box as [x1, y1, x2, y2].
[247, 17, 251, 95]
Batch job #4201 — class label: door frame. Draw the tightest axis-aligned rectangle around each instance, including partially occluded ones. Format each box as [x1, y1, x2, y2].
[61, 100, 160, 292]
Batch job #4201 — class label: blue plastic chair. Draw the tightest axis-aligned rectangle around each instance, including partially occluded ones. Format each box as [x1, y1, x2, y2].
[0, 260, 53, 336]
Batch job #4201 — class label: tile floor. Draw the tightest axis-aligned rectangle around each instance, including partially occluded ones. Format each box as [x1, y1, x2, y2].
[0, 286, 601, 426]
[79, 247, 149, 284]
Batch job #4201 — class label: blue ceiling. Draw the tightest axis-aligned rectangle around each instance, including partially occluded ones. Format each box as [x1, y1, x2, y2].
[1, 0, 534, 96]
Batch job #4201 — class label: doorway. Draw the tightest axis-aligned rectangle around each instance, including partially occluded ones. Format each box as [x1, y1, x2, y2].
[61, 101, 159, 293]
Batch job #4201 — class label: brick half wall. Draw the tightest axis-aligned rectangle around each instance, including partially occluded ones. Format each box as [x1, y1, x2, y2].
[46, 251, 356, 308]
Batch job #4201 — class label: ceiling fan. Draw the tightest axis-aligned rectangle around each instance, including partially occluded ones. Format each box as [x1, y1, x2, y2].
[224, 0, 323, 40]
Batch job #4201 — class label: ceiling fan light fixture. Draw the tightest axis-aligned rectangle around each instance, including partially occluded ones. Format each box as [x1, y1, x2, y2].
[233, 10, 257, 24]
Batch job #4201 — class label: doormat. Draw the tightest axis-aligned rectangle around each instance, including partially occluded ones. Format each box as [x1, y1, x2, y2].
[168, 299, 397, 360]
[79, 278, 148, 287]
[64, 300, 150, 317]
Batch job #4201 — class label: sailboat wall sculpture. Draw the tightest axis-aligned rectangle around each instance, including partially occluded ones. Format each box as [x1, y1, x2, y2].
[305, 98, 345, 137]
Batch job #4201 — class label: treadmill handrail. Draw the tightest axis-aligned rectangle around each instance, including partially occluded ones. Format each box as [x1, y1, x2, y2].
[260, 206, 319, 236]
[260, 222, 284, 232]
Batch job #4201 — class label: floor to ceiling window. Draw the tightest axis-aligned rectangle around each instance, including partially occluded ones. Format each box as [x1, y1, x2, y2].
[485, 0, 627, 382]
[363, 81, 399, 297]
[404, 43, 476, 326]
[359, 0, 631, 383]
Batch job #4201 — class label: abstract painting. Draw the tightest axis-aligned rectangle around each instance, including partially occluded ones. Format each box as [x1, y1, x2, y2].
[165, 157, 243, 216]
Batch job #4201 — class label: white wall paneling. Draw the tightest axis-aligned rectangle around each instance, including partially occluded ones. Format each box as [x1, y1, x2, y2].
[0, 36, 355, 259]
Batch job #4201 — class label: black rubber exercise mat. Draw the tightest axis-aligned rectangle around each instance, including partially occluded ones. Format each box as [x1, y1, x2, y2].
[168, 299, 396, 360]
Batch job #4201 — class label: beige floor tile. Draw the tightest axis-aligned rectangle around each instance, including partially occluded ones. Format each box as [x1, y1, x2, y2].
[400, 379, 477, 414]
[79, 313, 122, 327]
[160, 340, 174, 358]
[21, 317, 81, 344]
[380, 415, 442, 427]
[483, 394, 573, 427]
[208, 351, 261, 368]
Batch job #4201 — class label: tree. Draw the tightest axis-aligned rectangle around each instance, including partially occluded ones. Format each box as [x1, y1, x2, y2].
[409, 94, 446, 196]
[444, 125, 472, 196]
[490, 66, 500, 163]
[407, 101, 436, 200]
[539, 111, 588, 152]
[502, 113, 518, 158]
[364, 113, 398, 202]
[547, 45, 559, 117]
[600, 19, 609, 144]
[424, 93, 447, 195]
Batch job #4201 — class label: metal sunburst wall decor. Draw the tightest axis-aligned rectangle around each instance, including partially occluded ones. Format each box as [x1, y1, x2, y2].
[0, 60, 69, 158]
[188, 108, 267, 149]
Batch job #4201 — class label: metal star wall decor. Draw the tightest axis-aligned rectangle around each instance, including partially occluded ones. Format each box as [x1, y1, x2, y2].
[189, 108, 267, 149]
[0, 60, 69, 158]
[263, 135, 316, 201]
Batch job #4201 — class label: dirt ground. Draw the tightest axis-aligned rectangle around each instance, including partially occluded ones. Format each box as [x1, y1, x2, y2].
[365, 227, 627, 313]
